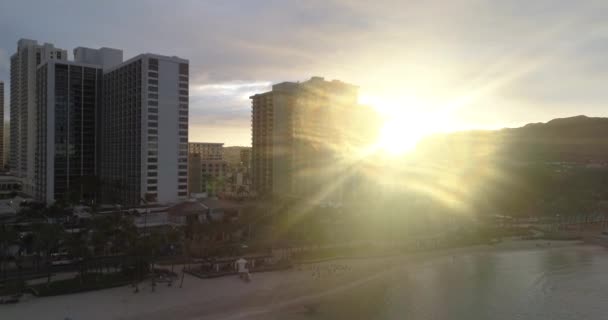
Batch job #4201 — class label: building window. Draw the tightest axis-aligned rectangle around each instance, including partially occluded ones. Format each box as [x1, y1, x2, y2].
[148, 179, 157, 184]
[148, 86, 158, 92]
[179, 83, 188, 89]
[179, 90, 188, 95]
[178, 185, 187, 190]
[148, 172, 157, 177]
[148, 79, 158, 85]
[148, 186, 157, 191]
[149, 115, 158, 121]
[148, 136, 158, 142]
[148, 165, 158, 170]
[149, 108, 158, 113]
[149, 122, 158, 128]
[179, 171, 187, 176]
[179, 165, 187, 170]
[148, 150, 157, 156]
[180, 137, 187, 143]
[179, 63, 188, 75]
[179, 178, 187, 183]
[149, 100, 158, 106]
[178, 192, 187, 196]
[179, 76, 188, 82]
[179, 124, 188, 129]
[148, 71, 158, 78]
[179, 97, 188, 102]
[149, 93, 158, 99]
[179, 117, 188, 122]
[148, 158, 158, 163]
[149, 58, 158, 71]
[179, 110, 188, 116]
[149, 129, 158, 134]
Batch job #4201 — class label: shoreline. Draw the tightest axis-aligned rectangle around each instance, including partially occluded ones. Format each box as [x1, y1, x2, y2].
[294, 238, 584, 264]
[0, 239, 589, 320]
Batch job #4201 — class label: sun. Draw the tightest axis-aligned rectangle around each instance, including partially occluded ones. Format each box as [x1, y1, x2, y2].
[361, 95, 439, 156]
[376, 118, 426, 155]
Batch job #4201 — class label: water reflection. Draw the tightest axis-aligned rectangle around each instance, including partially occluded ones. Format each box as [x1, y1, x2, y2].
[318, 245, 608, 320]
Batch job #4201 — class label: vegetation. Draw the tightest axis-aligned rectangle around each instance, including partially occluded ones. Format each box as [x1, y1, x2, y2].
[30, 272, 131, 297]
[0, 225, 19, 279]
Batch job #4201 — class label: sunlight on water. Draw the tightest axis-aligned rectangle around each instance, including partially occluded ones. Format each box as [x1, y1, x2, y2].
[273, 245, 608, 320]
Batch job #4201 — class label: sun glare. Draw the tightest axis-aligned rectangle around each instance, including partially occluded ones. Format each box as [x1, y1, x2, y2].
[361, 94, 442, 156]
[377, 119, 425, 155]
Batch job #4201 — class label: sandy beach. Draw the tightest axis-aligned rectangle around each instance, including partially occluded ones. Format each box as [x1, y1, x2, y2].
[0, 240, 587, 320]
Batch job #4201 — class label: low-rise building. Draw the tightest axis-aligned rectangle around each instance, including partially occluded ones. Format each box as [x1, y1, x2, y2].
[189, 142, 228, 196]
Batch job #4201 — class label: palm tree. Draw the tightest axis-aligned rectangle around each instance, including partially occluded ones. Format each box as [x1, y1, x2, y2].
[0, 225, 19, 281]
[166, 228, 182, 273]
[65, 232, 91, 285]
[31, 223, 65, 285]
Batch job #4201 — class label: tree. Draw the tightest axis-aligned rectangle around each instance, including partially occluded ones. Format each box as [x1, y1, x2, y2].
[165, 228, 182, 273]
[65, 232, 91, 285]
[0, 225, 19, 281]
[31, 223, 65, 285]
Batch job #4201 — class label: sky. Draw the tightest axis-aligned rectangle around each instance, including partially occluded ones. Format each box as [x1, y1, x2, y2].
[1, 0, 608, 146]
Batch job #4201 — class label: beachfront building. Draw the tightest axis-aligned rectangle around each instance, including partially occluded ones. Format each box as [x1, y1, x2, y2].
[34, 59, 103, 203]
[10, 39, 67, 195]
[250, 92, 274, 196]
[250, 77, 375, 204]
[8, 38, 190, 205]
[100, 54, 189, 205]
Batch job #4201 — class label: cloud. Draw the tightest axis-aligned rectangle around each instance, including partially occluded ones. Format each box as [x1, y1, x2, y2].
[2, 0, 608, 143]
[188, 81, 271, 145]
[189, 81, 271, 122]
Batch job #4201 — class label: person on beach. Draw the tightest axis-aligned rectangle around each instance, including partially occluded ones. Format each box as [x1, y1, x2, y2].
[235, 257, 251, 282]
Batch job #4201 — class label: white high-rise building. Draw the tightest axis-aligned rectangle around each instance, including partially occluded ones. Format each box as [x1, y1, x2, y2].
[10, 39, 67, 194]
[100, 54, 189, 205]
[9, 39, 189, 205]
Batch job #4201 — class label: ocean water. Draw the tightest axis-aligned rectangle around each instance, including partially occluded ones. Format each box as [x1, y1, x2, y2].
[282, 244, 608, 320]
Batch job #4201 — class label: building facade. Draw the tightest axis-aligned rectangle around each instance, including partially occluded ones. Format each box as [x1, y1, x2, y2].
[251, 77, 374, 204]
[10, 39, 67, 194]
[250, 92, 274, 195]
[3, 122, 8, 171]
[239, 148, 251, 169]
[189, 142, 223, 160]
[100, 54, 189, 205]
[35, 61, 103, 203]
[188, 142, 227, 195]
[0, 81, 4, 170]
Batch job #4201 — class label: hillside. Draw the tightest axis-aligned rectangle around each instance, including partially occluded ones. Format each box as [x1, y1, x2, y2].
[417, 115, 608, 163]
[402, 116, 608, 217]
